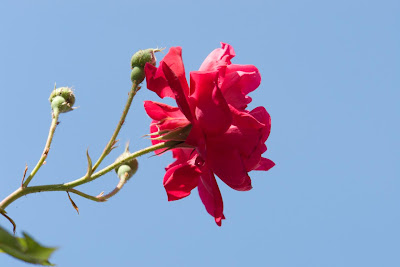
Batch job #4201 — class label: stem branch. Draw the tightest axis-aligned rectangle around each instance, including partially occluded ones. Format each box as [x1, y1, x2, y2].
[23, 109, 60, 187]
[0, 141, 173, 210]
[92, 82, 138, 172]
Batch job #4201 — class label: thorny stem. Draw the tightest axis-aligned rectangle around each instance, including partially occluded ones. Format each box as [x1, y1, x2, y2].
[1, 81, 142, 213]
[0, 141, 175, 211]
[91, 82, 138, 173]
[22, 108, 60, 187]
[0, 78, 177, 230]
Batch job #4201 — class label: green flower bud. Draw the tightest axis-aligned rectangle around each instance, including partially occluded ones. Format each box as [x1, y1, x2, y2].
[130, 48, 163, 83]
[114, 144, 138, 181]
[131, 48, 157, 69]
[49, 87, 75, 113]
[130, 66, 145, 84]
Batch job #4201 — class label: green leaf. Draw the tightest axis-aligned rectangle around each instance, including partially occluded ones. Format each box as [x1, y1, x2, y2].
[0, 225, 57, 266]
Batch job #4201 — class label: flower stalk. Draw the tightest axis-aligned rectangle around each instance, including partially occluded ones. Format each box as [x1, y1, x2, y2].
[22, 108, 60, 187]
[91, 82, 138, 173]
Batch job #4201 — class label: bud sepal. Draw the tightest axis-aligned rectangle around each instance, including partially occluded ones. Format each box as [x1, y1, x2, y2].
[114, 143, 138, 181]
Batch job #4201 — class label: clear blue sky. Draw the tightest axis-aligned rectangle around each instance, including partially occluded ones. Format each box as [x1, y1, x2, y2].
[0, 1, 399, 266]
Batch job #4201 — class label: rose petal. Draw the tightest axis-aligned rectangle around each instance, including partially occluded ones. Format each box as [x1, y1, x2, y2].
[197, 167, 225, 226]
[230, 105, 266, 129]
[255, 157, 275, 171]
[199, 42, 235, 72]
[165, 148, 196, 170]
[164, 163, 201, 201]
[223, 64, 261, 94]
[145, 47, 189, 99]
[185, 122, 206, 152]
[162, 62, 194, 121]
[219, 64, 261, 110]
[145, 63, 175, 99]
[219, 106, 267, 158]
[190, 71, 232, 136]
[144, 101, 185, 121]
[249, 106, 271, 142]
[206, 141, 252, 191]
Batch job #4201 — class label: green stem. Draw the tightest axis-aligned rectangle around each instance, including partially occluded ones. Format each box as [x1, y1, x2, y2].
[0, 141, 174, 210]
[91, 82, 138, 173]
[68, 189, 104, 202]
[22, 109, 60, 187]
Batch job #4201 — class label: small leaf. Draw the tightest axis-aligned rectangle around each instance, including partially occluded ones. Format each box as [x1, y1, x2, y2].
[86, 149, 93, 177]
[67, 192, 79, 214]
[0, 226, 57, 266]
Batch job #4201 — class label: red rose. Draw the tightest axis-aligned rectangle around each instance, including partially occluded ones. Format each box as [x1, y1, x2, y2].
[144, 43, 274, 226]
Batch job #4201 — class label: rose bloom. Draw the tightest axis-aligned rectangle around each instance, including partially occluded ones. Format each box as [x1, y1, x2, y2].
[144, 43, 274, 226]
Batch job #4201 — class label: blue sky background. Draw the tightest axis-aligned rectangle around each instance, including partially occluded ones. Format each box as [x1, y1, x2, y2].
[0, 1, 399, 266]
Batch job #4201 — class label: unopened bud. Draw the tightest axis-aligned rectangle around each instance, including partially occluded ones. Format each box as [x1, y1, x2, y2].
[49, 87, 75, 113]
[130, 48, 163, 83]
[130, 66, 145, 84]
[114, 143, 138, 181]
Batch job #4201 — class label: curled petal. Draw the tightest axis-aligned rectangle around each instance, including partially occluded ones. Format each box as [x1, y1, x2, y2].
[230, 105, 266, 129]
[243, 145, 267, 171]
[219, 64, 261, 110]
[199, 42, 235, 72]
[190, 71, 232, 136]
[255, 157, 275, 171]
[249, 106, 271, 142]
[145, 63, 175, 98]
[165, 148, 196, 170]
[162, 62, 194, 121]
[198, 168, 225, 226]
[229, 105, 271, 152]
[223, 64, 261, 94]
[144, 101, 185, 121]
[164, 163, 201, 201]
[218, 105, 268, 159]
[145, 47, 189, 99]
[206, 142, 252, 191]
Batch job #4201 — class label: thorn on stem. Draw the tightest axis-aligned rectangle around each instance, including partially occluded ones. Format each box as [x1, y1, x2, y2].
[67, 191, 79, 215]
[106, 140, 119, 155]
[21, 164, 28, 187]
